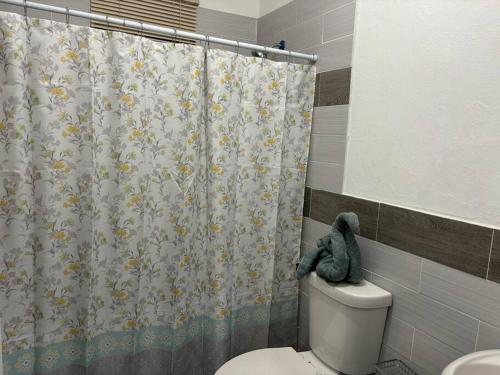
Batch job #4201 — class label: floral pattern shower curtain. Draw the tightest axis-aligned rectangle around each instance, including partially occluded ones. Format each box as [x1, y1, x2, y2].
[0, 12, 315, 375]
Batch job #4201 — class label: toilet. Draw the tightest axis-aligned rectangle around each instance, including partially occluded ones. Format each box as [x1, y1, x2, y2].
[216, 272, 392, 375]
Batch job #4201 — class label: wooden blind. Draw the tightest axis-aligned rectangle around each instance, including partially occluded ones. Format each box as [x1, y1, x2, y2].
[90, 0, 199, 44]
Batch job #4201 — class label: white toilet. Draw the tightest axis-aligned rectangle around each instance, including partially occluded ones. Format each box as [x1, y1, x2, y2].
[216, 272, 392, 375]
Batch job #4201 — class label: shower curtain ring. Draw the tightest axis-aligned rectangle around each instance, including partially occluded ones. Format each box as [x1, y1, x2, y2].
[173, 28, 178, 43]
[139, 21, 144, 37]
[65, 7, 69, 24]
[236, 41, 240, 55]
[287, 50, 292, 64]
[205, 35, 210, 49]
[105, 15, 110, 31]
[23, 0, 27, 17]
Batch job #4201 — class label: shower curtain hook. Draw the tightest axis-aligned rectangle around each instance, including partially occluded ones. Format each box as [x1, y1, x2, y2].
[139, 21, 144, 38]
[105, 15, 110, 31]
[23, 0, 27, 18]
[65, 7, 69, 24]
[236, 41, 240, 55]
[173, 28, 178, 43]
[287, 50, 292, 64]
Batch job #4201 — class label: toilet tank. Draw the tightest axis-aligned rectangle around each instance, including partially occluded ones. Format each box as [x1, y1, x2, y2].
[307, 272, 392, 375]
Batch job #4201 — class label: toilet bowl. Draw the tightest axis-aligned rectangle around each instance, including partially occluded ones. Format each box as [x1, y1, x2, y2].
[215, 272, 392, 375]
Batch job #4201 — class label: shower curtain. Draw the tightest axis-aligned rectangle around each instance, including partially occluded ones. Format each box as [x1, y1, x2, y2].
[0, 12, 315, 375]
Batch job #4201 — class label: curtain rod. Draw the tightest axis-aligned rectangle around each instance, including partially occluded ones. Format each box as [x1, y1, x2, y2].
[0, 0, 318, 63]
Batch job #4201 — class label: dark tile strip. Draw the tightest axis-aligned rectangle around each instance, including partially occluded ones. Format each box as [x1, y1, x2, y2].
[488, 230, 500, 283]
[303, 187, 311, 217]
[377, 204, 492, 278]
[318, 67, 351, 106]
[313, 73, 320, 107]
[309, 190, 378, 240]
[307, 189, 497, 281]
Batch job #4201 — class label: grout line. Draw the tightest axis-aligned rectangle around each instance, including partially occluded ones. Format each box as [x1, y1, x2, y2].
[486, 230, 495, 280]
[474, 321, 481, 351]
[316, 73, 321, 106]
[417, 259, 423, 293]
[375, 202, 381, 241]
[409, 327, 415, 360]
[308, 188, 312, 217]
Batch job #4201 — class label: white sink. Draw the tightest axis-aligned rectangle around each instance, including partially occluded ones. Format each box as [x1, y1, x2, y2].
[442, 350, 500, 375]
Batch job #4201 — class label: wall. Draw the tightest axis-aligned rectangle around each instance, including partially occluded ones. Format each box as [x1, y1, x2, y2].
[344, 0, 500, 228]
[296, 1, 500, 374]
[197, 7, 257, 46]
[303, 215, 500, 375]
[257, 0, 357, 352]
[0, 1, 258, 51]
[0, 0, 90, 25]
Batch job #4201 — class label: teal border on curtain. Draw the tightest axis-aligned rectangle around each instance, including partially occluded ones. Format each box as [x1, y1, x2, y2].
[4, 299, 297, 374]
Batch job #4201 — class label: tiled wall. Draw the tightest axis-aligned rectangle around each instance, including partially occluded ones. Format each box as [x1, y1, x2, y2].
[0, 2, 258, 48]
[197, 7, 257, 52]
[258, 1, 354, 196]
[0, 0, 90, 25]
[302, 191, 500, 375]
[257, 2, 500, 373]
[257, 0, 357, 353]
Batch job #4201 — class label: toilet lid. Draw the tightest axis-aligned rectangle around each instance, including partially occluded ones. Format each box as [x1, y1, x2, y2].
[215, 347, 317, 375]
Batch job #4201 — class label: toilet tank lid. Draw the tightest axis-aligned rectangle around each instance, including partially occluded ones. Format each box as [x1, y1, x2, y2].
[308, 272, 392, 309]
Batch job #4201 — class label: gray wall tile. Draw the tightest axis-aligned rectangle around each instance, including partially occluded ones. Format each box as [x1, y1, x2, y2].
[298, 291, 310, 350]
[308, 134, 346, 163]
[314, 74, 320, 107]
[379, 345, 433, 375]
[297, 0, 353, 24]
[257, 1, 297, 44]
[488, 230, 500, 283]
[311, 105, 349, 135]
[411, 330, 462, 375]
[358, 236, 422, 291]
[322, 2, 356, 42]
[318, 68, 351, 106]
[301, 217, 330, 246]
[477, 322, 500, 351]
[197, 7, 257, 43]
[378, 204, 492, 278]
[0, 0, 90, 26]
[300, 35, 353, 73]
[420, 260, 500, 328]
[371, 274, 478, 354]
[382, 316, 415, 359]
[303, 187, 311, 217]
[284, 16, 323, 51]
[310, 192, 379, 240]
[306, 161, 344, 193]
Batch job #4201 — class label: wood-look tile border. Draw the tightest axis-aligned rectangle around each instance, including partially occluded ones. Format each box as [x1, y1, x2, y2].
[303, 188, 498, 283]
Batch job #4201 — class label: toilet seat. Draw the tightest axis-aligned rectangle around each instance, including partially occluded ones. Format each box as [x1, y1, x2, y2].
[215, 347, 317, 375]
